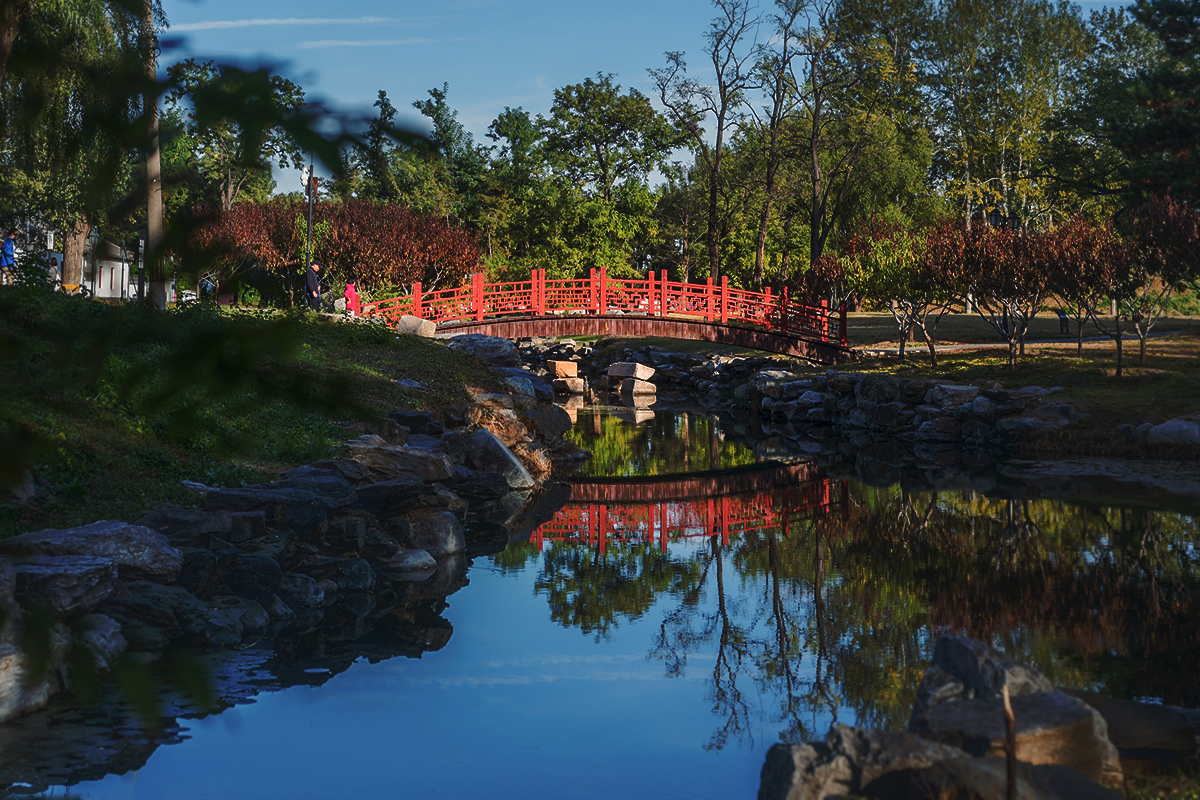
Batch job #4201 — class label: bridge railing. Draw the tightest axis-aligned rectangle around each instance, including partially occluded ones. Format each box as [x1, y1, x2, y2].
[361, 266, 848, 345]
[531, 477, 845, 554]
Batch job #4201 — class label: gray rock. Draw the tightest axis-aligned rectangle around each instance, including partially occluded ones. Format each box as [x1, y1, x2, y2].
[1147, 418, 1200, 446]
[352, 477, 428, 518]
[396, 314, 436, 338]
[527, 405, 573, 440]
[917, 690, 1123, 786]
[387, 410, 445, 437]
[76, 614, 127, 669]
[966, 395, 997, 422]
[269, 472, 357, 507]
[873, 757, 1123, 800]
[0, 643, 55, 723]
[378, 549, 438, 574]
[97, 581, 229, 650]
[349, 436, 456, 482]
[445, 334, 520, 368]
[925, 384, 980, 407]
[466, 429, 535, 490]
[135, 508, 233, 548]
[13, 556, 117, 613]
[296, 557, 376, 593]
[758, 725, 970, 800]
[796, 390, 826, 407]
[229, 511, 267, 543]
[176, 548, 238, 600]
[994, 415, 1071, 437]
[278, 573, 324, 608]
[916, 417, 962, 442]
[855, 374, 899, 408]
[609, 362, 656, 380]
[361, 528, 401, 561]
[205, 486, 339, 538]
[226, 554, 283, 600]
[1131, 422, 1154, 445]
[406, 511, 465, 557]
[6, 521, 182, 582]
[208, 596, 269, 637]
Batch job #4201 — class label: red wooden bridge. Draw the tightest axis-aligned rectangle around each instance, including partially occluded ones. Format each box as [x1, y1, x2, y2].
[531, 463, 848, 554]
[360, 268, 852, 362]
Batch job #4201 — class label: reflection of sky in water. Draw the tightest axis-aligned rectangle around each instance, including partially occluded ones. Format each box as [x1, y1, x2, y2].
[68, 544, 791, 800]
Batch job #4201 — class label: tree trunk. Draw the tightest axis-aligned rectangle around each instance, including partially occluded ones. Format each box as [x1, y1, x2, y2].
[0, 1, 28, 91]
[706, 163, 721, 282]
[919, 322, 938, 368]
[62, 220, 90, 289]
[1115, 328, 1123, 377]
[143, 0, 167, 308]
[1008, 338, 1017, 371]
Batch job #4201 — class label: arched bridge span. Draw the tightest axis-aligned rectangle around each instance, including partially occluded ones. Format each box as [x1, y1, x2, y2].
[361, 268, 853, 363]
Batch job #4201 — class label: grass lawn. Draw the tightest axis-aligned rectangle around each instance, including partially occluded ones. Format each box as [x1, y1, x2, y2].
[0, 289, 494, 538]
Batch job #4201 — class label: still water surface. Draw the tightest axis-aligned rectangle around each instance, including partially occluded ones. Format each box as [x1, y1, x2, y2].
[32, 410, 1200, 798]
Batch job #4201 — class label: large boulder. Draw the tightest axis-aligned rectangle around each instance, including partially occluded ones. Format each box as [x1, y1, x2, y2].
[526, 405, 573, 440]
[5, 521, 182, 582]
[135, 508, 233, 549]
[910, 636, 1122, 786]
[925, 384, 980, 408]
[464, 429, 535, 490]
[348, 435, 456, 482]
[205, 486, 340, 539]
[871, 757, 1124, 800]
[547, 360, 578, 378]
[608, 362, 655, 381]
[12, 556, 117, 614]
[1146, 418, 1200, 446]
[75, 614, 127, 669]
[352, 477, 428, 518]
[396, 314, 436, 338]
[405, 511, 465, 557]
[445, 334, 520, 368]
[758, 725, 970, 800]
[97, 581, 237, 650]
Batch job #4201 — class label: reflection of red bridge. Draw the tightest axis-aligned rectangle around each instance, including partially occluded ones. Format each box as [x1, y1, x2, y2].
[532, 463, 847, 553]
[363, 267, 851, 362]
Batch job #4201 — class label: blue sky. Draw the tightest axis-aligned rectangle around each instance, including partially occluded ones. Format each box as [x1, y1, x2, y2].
[161, 0, 1120, 189]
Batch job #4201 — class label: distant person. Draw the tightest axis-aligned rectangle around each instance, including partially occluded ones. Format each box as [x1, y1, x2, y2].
[344, 279, 358, 316]
[306, 261, 322, 311]
[0, 229, 16, 285]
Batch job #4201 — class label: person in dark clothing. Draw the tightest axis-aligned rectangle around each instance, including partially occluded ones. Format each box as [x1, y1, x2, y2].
[305, 262, 322, 310]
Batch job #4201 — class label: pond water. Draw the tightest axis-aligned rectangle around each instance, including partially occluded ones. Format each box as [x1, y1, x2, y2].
[6, 409, 1200, 799]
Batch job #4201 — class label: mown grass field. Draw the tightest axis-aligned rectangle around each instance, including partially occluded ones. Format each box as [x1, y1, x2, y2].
[0, 289, 494, 538]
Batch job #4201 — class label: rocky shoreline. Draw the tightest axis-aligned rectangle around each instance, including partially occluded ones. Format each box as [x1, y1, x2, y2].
[758, 636, 1200, 799]
[0, 358, 579, 734]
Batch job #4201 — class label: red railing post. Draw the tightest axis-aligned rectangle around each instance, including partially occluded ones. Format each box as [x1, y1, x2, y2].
[534, 269, 544, 316]
[599, 266, 608, 315]
[589, 268, 598, 314]
[780, 286, 787, 332]
[820, 298, 829, 342]
[839, 301, 848, 346]
[720, 275, 729, 325]
[472, 272, 485, 321]
[648, 271, 656, 316]
[706, 278, 714, 322]
[660, 271, 668, 316]
[411, 281, 422, 318]
[766, 286, 774, 330]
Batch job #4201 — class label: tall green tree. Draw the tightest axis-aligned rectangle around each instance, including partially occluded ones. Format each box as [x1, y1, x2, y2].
[540, 73, 682, 203]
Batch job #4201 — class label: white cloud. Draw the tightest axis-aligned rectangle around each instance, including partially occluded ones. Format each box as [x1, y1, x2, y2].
[172, 16, 405, 32]
[296, 37, 483, 49]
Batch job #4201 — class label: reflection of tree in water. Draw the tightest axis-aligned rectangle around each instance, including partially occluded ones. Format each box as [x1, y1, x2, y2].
[533, 542, 703, 639]
[517, 482, 1200, 748]
[566, 411, 758, 478]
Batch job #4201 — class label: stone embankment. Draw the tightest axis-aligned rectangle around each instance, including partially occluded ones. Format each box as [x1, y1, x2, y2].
[0, 363, 575, 726]
[759, 636, 1200, 800]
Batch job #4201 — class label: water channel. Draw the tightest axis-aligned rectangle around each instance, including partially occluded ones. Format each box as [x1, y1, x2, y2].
[3, 408, 1199, 799]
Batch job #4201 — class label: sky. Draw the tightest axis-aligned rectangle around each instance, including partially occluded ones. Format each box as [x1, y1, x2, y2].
[160, 0, 1120, 191]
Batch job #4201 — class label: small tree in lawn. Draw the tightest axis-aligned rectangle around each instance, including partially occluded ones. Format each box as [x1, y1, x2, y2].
[1122, 193, 1200, 365]
[1044, 216, 1128, 355]
[841, 219, 958, 366]
[961, 225, 1056, 371]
